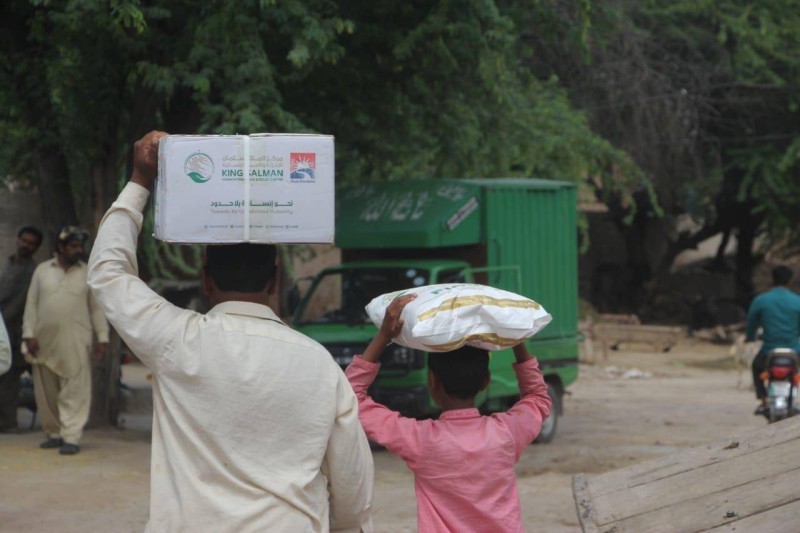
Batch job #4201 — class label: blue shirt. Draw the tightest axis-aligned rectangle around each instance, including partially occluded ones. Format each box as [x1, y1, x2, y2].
[745, 287, 800, 353]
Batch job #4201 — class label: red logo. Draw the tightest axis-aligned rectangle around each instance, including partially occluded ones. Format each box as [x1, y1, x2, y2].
[290, 153, 316, 180]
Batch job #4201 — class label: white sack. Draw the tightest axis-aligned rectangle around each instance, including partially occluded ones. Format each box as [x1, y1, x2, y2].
[365, 283, 552, 352]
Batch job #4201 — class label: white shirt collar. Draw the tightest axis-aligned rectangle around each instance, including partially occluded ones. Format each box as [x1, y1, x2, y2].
[207, 301, 284, 324]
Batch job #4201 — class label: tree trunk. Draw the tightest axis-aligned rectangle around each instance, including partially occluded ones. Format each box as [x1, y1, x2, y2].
[89, 329, 122, 427]
[87, 154, 127, 427]
[35, 150, 78, 252]
[734, 216, 761, 304]
[91, 162, 107, 233]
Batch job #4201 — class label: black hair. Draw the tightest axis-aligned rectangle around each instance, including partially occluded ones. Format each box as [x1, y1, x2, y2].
[18, 226, 43, 245]
[205, 244, 277, 293]
[427, 345, 490, 400]
[773, 265, 793, 286]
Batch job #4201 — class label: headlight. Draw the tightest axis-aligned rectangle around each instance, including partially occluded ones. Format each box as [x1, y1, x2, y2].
[384, 345, 424, 369]
[389, 346, 412, 365]
[327, 345, 359, 367]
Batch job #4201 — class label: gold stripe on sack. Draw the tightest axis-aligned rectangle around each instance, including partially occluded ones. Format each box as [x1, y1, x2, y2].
[425, 333, 525, 352]
[417, 295, 541, 321]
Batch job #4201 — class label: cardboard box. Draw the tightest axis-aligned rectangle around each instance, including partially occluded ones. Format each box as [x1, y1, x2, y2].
[154, 134, 334, 243]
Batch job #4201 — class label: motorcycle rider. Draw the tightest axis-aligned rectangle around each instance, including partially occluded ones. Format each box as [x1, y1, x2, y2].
[745, 265, 800, 415]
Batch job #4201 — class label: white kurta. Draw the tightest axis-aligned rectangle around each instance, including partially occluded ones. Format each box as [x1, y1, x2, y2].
[22, 258, 109, 377]
[22, 255, 110, 444]
[0, 312, 10, 374]
[88, 183, 374, 533]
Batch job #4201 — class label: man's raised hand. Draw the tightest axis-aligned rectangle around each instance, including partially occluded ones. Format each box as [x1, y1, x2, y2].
[131, 130, 168, 190]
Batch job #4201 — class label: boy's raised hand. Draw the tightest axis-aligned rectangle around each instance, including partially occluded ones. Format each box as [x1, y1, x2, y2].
[362, 294, 416, 363]
[512, 341, 533, 363]
[379, 294, 416, 339]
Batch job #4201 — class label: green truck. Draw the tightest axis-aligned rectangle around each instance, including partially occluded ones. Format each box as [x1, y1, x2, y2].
[290, 178, 579, 442]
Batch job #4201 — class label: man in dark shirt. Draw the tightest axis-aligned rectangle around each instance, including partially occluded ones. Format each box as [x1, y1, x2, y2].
[745, 265, 800, 415]
[0, 226, 43, 432]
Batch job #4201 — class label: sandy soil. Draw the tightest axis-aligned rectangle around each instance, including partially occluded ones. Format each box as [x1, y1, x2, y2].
[0, 339, 766, 532]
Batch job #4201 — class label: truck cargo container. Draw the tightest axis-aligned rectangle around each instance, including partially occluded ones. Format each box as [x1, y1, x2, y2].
[290, 178, 579, 442]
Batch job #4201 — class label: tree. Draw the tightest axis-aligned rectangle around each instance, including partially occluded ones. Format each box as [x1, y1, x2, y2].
[515, 0, 800, 312]
[2, 0, 631, 422]
[2, 0, 644, 262]
[0, 0, 356, 424]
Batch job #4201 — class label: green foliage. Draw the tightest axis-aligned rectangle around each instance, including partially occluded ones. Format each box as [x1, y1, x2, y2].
[110, 0, 147, 32]
[286, 1, 630, 188]
[528, 0, 800, 251]
[654, 0, 800, 240]
[2, 0, 636, 279]
[1, 0, 356, 276]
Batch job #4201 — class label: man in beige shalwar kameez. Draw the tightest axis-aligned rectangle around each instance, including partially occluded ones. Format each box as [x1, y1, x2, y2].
[88, 131, 374, 532]
[22, 227, 108, 455]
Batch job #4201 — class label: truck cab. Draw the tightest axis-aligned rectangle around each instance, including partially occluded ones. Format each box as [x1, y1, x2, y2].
[291, 179, 579, 442]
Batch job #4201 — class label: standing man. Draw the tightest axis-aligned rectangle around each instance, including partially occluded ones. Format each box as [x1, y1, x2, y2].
[22, 226, 109, 455]
[745, 265, 800, 415]
[87, 131, 373, 532]
[0, 226, 43, 432]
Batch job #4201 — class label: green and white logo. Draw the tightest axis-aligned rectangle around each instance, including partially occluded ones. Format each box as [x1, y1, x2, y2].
[184, 151, 214, 183]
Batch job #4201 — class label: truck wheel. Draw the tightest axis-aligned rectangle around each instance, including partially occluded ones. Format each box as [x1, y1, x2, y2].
[534, 383, 560, 444]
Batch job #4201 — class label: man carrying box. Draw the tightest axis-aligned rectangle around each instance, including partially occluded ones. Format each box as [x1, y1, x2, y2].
[88, 131, 373, 532]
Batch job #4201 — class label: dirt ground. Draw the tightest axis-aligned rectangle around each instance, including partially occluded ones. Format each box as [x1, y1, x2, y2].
[0, 338, 765, 532]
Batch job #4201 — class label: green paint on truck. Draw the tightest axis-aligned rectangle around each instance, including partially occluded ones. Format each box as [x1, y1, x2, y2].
[291, 178, 579, 443]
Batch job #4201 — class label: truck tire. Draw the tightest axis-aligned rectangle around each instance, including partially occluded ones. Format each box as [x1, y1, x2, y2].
[534, 383, 560, 444]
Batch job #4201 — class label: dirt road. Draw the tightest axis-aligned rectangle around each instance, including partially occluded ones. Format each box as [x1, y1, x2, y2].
[0, 339, 765, 532]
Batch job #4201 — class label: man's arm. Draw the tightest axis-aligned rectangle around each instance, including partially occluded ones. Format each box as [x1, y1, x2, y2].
[495, 342, 552, 459]
[88, 289, 109, 344]
[0, 311, 10, 374]
[0, 267, 10, 308]
[322, 376, 374, 533]
[87, 131, 185, 369]
[88, 289, 109, 360]
[0, 266, 33, 324]
[1, 287, 24, 326]
[745, 296, 762, 342]
[21, 266, 40, 357]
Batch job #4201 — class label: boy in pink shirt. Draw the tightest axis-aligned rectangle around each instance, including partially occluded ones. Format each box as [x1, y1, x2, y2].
[345, 295, 552, 532]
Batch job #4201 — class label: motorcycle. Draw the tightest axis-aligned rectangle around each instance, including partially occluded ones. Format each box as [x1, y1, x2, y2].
[759, 348, 800, 423]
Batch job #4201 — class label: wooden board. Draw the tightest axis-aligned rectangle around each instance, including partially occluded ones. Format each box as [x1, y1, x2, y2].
[591, 323, 686, 359]
[573, 416, 800, 533]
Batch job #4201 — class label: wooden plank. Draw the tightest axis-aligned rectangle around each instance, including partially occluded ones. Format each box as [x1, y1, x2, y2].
[572, 473, 600, 533]
[592, 323, 684, 356]
[574, 411, 800, 532]
[585, 417, 800, 498]
[592, 438, 800, 525]
[703, 499, 800, 533]
[592, 324, 685, 339]
[608, 466, 800, 533]
[597, 313, 641, 325]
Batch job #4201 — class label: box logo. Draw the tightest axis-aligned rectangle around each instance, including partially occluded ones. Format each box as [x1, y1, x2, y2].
[184, 151, 214, 183]
[290, 153, 316, 181]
